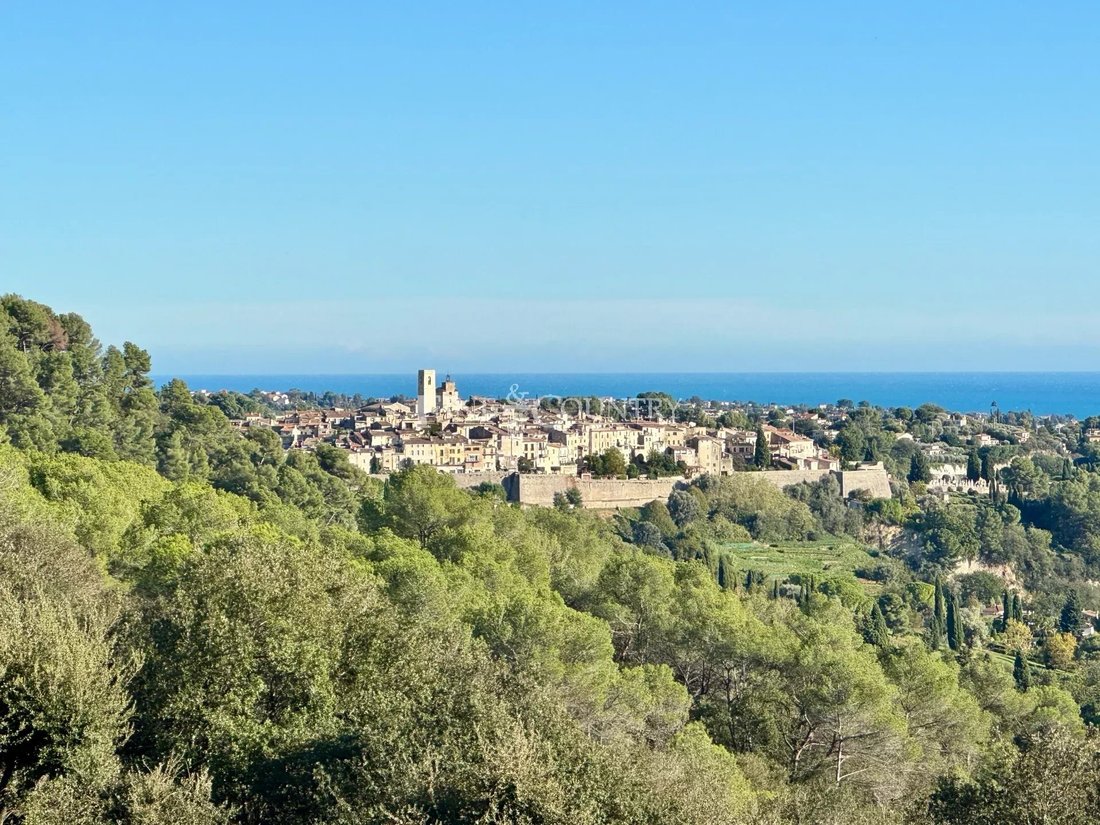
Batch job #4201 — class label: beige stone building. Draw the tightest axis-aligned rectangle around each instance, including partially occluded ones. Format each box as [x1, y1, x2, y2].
[438, 376, 462, 414]
[765, 426, 816, 460]
[587, 425, 641, 459]
[689, 435, 725, 476]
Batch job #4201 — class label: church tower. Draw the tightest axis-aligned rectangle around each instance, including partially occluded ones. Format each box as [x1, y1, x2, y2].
[417, 369, 437, 418]
[439, 375, 460, 413]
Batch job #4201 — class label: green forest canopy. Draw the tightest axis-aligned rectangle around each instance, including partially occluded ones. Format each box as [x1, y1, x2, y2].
[2, 294, 1100, 824]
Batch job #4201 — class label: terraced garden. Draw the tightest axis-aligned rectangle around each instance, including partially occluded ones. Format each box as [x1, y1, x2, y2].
[718, 539, 878, 583]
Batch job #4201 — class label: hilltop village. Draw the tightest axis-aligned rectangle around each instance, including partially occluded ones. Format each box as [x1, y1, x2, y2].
[209, 368, 1069, 506]
[240, 369, 840, 478]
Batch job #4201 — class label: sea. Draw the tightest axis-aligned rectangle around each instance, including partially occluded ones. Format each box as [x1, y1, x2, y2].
[150, 372, 1100, 419]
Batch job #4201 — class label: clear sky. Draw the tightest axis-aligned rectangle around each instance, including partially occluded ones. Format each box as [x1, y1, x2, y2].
[3, 2, 1099, 373]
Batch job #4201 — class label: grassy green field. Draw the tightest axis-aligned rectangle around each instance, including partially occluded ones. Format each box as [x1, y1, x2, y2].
[718, 539, 877, 583]
[987, 646, 1051, 672]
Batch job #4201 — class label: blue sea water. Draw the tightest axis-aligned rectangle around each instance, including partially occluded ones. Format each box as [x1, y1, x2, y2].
[152, 372, 1100, 418]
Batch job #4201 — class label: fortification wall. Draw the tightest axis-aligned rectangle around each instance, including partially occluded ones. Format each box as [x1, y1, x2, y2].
[448, 471, 509, 490]
[503, 466, 892, 509]
[505, 474, 681, 509]
[753, 469, 832, 490]
[752, 467, 891, 499]
[838, 467, 892, 499]
[370, 471, 508, 490]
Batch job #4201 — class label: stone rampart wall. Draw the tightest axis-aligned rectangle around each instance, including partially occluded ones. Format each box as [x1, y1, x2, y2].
[505, 474, 682, 509]
[499, 466, 892, 509]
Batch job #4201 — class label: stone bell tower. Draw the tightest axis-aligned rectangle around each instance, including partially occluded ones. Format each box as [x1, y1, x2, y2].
[416, 369, 437, 418]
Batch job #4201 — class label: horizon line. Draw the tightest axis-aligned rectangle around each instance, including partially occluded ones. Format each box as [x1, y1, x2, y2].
[150, 369, 1100, 377]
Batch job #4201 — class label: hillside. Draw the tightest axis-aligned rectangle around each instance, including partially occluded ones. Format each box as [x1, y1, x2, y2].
[2, 294, 1100, 825]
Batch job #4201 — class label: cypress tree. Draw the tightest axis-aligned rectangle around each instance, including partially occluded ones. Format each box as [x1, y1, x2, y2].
[754, 426, 771, 469]
[1059, 590, 1082, 634]
[799, 576, 813, 609]
[931, 578, 947, 649]
[716, 556, 729, 590]
[946, 593, 964, 651]
[1012, 593, 1023, 623]
[1013, 649, 1031, 692]
[702, 543, 715, 576]
[954, 593, 966, 649]
[981, 452, 995, 483]
[864, 602, 889, 647]
[1001, 590, 1011, 633]
[770, 578, 780, 600]
[908, 451, 932, 484]
[744, 570, 764, 593]
[966, 449, 982, 483]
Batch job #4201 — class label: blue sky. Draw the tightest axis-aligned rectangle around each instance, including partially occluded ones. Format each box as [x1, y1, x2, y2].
[3, 2, 1099, 373]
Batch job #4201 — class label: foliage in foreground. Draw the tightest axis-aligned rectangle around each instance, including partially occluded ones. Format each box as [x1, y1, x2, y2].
[1, 294, 1098, 824]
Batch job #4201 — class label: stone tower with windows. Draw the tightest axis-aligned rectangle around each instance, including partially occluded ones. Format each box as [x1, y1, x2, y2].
[417, 369, 437, 418]
[439, 376, 461, 413]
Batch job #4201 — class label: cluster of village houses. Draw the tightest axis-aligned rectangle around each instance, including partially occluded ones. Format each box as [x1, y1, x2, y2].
[230, 369, 841, 477]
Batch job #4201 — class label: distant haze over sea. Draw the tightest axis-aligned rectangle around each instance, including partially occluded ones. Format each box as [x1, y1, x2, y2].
[151, 372, 1100, 418]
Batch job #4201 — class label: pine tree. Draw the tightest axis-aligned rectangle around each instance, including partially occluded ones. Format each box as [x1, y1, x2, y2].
[157, 429, 190, 481]
[1013, 649, 1032, 691]
[0, 336, 54, 449]
[1059, 591, 1082, 635]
